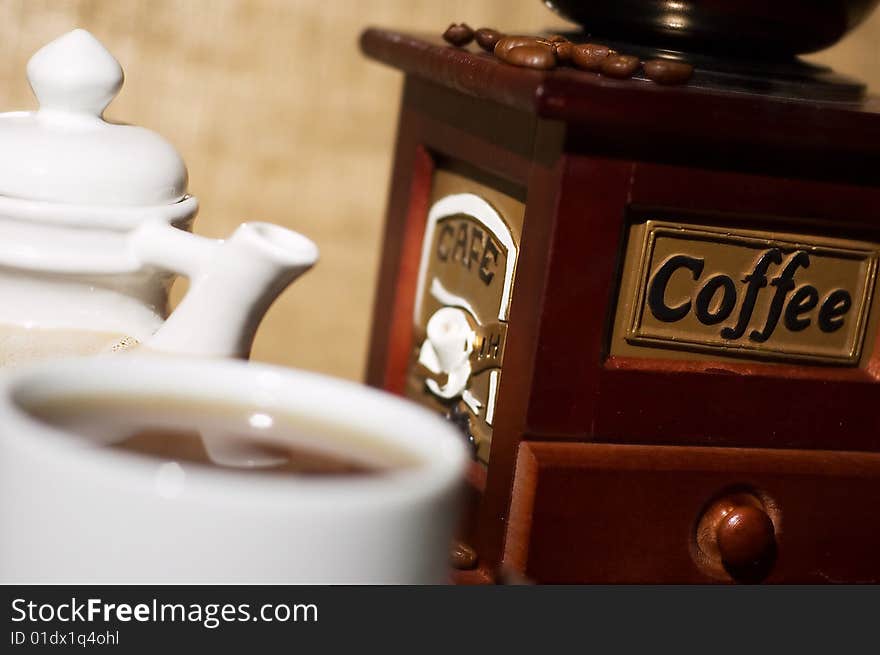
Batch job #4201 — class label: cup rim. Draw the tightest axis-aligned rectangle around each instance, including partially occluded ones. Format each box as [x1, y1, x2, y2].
[0, 355, 468, 507]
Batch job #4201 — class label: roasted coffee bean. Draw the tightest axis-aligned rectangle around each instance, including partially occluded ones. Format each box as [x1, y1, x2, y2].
[494, 35, 553, 59]
[450, 541, 478, 570]
[501, 44, 557, 70]
[571, 43, 614, 71]
[475, 27, 504, 52]
[547, 34, 572, 60]
[600, 54, 641, 78]
[554, 40, 574, 62]
[644, 58, 694, 85]
[443, 23, 474, 47]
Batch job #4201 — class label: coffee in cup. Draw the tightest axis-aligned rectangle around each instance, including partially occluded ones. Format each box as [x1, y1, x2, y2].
[24, 392, 421, 476]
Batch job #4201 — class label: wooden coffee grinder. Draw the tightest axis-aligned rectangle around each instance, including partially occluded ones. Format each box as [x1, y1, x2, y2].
[361, 1, 880, 583]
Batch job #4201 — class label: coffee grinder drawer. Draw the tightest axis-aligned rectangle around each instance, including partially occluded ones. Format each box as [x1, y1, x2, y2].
[505, 442, 880, 583]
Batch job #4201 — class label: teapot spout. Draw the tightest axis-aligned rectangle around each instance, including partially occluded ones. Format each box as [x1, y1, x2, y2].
[140, 221, 318, 358]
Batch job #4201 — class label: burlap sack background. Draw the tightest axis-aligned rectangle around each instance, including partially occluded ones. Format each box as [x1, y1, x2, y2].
[1, 1, 877, 379]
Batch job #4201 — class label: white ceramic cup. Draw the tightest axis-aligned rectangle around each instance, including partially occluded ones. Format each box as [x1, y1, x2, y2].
[0, 355, 468, 583]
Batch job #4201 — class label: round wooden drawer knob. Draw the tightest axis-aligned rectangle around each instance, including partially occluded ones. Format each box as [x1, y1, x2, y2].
[695, 492, 777, 582]
[716, 504, 776, 570]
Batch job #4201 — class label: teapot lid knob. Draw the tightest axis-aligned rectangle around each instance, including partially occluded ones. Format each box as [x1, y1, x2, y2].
[0, 28, 188, 207]
[27, 28, 123, 118]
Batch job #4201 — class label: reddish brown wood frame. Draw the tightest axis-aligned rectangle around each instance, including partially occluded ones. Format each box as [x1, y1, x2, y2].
[361, 29, 880, 583]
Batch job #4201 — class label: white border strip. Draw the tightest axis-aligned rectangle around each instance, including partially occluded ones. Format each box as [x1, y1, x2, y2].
[486, 370, 499, 426]
[429, 278, 478, 319]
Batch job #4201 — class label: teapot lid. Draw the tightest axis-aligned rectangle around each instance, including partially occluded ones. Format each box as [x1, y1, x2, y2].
[0, 29, 187, 207]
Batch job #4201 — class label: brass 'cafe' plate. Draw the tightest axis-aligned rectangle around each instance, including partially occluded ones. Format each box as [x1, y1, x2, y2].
[405, 169, 524, 464]
[611, 220, 880, 366]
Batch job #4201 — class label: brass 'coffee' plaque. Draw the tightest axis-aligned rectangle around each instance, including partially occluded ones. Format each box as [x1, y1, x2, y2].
[612, 220, 880, 365]
[405, 169, 524, 463]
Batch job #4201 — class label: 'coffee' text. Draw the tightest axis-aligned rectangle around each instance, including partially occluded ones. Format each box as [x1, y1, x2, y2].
[648, 249, 852, 342]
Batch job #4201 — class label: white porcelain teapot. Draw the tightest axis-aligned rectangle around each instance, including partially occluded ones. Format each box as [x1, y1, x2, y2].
[0, 29, 318, 366]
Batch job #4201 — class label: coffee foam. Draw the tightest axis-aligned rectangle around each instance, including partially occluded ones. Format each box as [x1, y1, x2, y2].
[0, 324, 139, 368]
